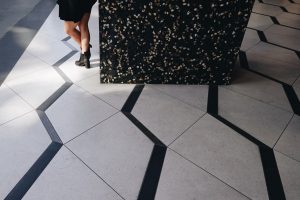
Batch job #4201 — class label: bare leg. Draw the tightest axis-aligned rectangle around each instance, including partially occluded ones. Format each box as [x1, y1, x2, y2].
[79, 13, 91, 53]
[64, 21, 81, 46]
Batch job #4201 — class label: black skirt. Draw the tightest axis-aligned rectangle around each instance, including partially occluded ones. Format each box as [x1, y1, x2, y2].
[57, 0, 97, 22]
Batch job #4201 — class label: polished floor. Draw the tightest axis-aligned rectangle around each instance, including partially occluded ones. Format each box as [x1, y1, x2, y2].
[0, 0, 299, 199]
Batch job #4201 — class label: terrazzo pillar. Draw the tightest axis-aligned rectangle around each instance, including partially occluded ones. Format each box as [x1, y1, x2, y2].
[99, 0, 254, 84]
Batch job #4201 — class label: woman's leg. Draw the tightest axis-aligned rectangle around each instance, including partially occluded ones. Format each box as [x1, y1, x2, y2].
[78, 13, 91, 53]
[64, 21, 81, 46]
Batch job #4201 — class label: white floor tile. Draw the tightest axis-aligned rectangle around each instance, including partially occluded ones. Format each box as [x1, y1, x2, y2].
[149, 84, 208, 112]
[67, 113, 153, 200]
[132, 86, 205, 145]
[26, 31, 71, 65]
[227, 67, 293, 112]
[0, 84, 33, 125]
[264, 24, 300, 51]
[247, 42, 300, 67]
[23, 146, 122, 200]
[262, 0, 290, 6]
[240, 29, 260, 51]
[247, 50, 300, 84]
[275, 151, 300, 200]
[252, 1, 283, 16]
[277, 12, 300, 29]
[247, 13, 274, 31]
[5, 67, 65, 108]
[0, 111, 51, 199]
[5, 52, 51, 82]
[46, 85, 117, 143]
[219, 87, 293, 147]
[275, 115, 300, 161]
[285, 3, 300, 14]
[76, 74, 135, 110]
[59, 53, 98, 83]
[155, 150, 249, 200]
[171, 114, 268, 200]
[36, 6, 66, 41]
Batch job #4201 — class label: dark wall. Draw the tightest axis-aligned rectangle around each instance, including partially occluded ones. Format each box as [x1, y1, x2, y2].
[99, 0, 254, 84]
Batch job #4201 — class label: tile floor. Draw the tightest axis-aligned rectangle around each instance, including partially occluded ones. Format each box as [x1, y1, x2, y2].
[0, 0, 299, 199]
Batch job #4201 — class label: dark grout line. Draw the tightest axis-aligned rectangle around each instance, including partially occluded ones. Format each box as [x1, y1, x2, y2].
[53, 67, 73, 83]
[123, 112, 165, 146]
[259, 146, 286, 200]
[214, 115, 286, 200]
[203, 78, 286, 199]
[37, 82, 72, 112]
[137, 145, 167, 200]
[270, 16, 279, 24]
[280, 6, 288, 12]
[207, 85, 218, 115]
[4, 142, 63, 200]
[214, 115, 266, 146]
[36, 110, 63, 144]
[239, 51, 250, 69]
[121, 84, 145, 113]
[53, 50, 78, 67]
[62, 41, 79, 51]
[121, 84, 167, 199]
[257, 30, 268, 42]
[282, 84, 300, 115]
[62, 36, 71, 41]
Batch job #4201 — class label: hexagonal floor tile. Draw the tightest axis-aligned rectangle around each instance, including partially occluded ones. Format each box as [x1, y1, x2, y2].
[23, 146, 122, 200]
[219, 87, 293, 147]
[0, 84, 33, 125]
[226, 67, 293, 112]
[76, 74, 136, 110]
[59, 53, 99, 83]
[246, 44, 300, 84]
[275, 151, 300, 200]
[26, 31, 71, 66]
[149, 84, 208, 112]
[5, 67, 65, 108]
[264, 24, 300, 51]
[4, 52, 51, 82]
[154, 150, 249, 200]
[240, 29, 261, 51]
[46, 85, 118, 143]
[252, 1, 283, 16]
[0, 111, 51, 199]
[66, 113, 153, 200]
[247, 42, 300, 66]
[275, 115, 300, 161]
[262, 0, 290, 6]
[247, 13, 274, 31]
[131, 86, 205, 145]
[285, 2, 300, 14]
[277, 12, 300, 29]
[170, 114, 268, 200]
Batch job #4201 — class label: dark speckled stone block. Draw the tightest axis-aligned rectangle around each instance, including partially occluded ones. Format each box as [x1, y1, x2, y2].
[99, 0, 255, 84]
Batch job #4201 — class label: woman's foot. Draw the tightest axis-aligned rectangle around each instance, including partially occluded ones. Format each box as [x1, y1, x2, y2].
[83, 50, 91, 69]
[75, 53, 84, 66]
[75, 44, 92, 67]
